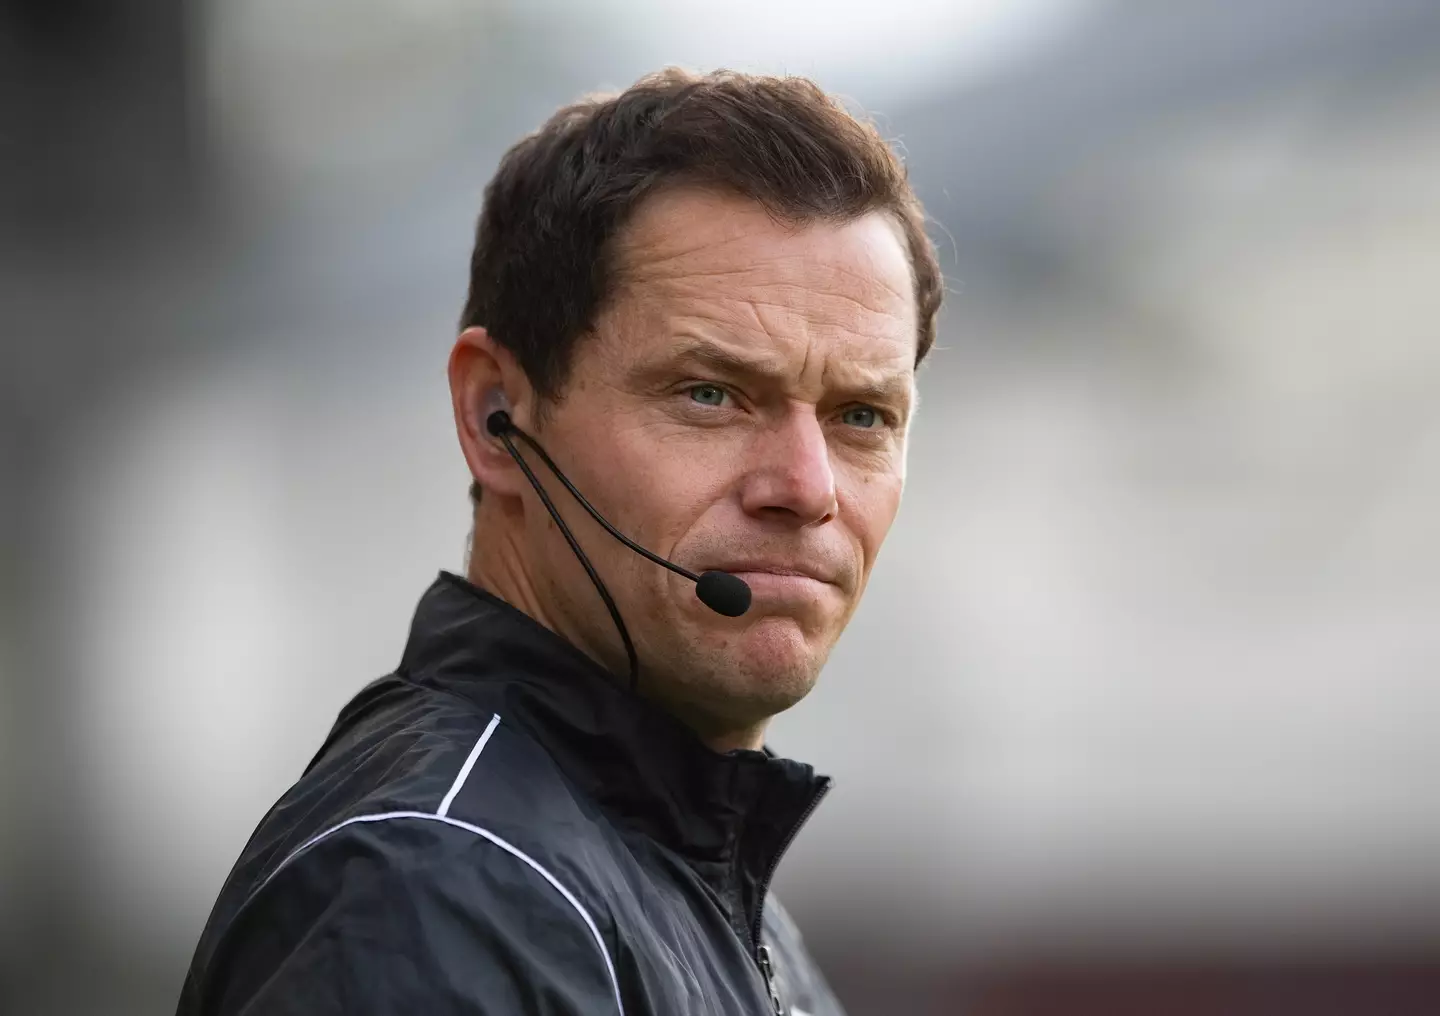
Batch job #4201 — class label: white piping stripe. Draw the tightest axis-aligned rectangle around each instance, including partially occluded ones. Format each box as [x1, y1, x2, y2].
[262, 810, 625, 1015]
[437, 713, 501, 818]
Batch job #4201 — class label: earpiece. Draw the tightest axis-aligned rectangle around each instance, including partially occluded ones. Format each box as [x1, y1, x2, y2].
[481, 389, 513, 437]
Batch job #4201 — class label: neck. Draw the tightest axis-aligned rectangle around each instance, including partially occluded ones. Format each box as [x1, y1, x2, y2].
[690, 720, 768, 754]
[467, 507, 770, 756]
[466, 509, 547, 632]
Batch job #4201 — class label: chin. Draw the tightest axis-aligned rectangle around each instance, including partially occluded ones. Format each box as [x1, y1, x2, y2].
[727, 618, 828, 697]
[656, 614, 833, 725]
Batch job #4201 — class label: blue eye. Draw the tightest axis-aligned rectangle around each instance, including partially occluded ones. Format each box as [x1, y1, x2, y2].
[841, 405, 879, 428]
[688, 384, 728, 407]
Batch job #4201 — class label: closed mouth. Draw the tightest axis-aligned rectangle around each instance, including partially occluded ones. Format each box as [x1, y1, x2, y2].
[705, 563, 835, 585]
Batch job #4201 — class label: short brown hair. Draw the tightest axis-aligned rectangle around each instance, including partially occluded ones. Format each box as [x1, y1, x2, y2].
[462, 69, 942, 497]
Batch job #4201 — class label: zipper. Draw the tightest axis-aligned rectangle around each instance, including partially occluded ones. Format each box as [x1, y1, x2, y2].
[749, 779, 831, 1011]
[757, 944, 784, 1015]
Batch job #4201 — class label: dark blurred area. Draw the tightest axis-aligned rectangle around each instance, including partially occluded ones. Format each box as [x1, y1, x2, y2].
[5, 0, 1440, 1013]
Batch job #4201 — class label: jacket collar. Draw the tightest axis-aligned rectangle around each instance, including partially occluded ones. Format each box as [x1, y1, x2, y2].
[398, 572, 831, 880]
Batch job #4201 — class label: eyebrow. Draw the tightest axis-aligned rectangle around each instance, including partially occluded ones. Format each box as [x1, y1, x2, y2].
[649, 338, 913, 406]
[667, 338, 785, 380]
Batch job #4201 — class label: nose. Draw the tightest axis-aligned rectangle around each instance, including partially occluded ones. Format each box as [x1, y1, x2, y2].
[738, 409, 839, 528]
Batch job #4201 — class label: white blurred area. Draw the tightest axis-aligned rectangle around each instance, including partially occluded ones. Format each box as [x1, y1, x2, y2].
[7, 0, 1440, 1011]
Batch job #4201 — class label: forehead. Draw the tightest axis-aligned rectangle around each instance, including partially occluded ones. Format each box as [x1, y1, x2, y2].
[604, 188, 918, 364]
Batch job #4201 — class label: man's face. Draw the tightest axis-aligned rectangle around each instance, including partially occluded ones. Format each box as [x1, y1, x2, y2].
[521, 189, 917, 741]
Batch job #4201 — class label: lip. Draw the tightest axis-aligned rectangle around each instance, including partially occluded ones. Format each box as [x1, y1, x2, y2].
[702, 562, 838, 586]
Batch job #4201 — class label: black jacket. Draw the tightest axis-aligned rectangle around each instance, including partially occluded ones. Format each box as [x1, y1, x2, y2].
[178, 572, 846, 1015]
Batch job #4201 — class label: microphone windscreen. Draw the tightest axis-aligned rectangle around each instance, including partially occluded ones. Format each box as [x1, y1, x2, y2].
[695, 570, 752, 617]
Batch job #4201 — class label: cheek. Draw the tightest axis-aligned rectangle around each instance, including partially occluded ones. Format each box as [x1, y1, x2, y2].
[606, 425, 737, 534]
[841, 468, 905, 559]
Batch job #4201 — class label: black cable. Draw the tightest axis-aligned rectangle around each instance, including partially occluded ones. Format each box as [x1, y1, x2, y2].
[494, 425, 640, 690]
[505, 427, 702, 584]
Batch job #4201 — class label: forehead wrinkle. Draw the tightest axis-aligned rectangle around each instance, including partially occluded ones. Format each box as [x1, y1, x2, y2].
[616, 223, 762, 273]
[744, 286, 915, 345]
[650, 277, 915, 383]
[606, 196, 919, 381]
[636, 271, 913, 343]
[622, 246, 795, 295]
[629, 274, 876, 348]
[619, 221, 913, 309]
[664, 296, 907, 380]
[612, 218, 772, 298]
[614, 187, 916, 312]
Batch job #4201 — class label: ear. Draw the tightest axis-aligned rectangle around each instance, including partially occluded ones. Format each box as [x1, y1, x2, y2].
[448, 326, 532, 499]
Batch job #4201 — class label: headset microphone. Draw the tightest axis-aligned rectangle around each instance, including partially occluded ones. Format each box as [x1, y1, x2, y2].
[483, 405, 751, 690]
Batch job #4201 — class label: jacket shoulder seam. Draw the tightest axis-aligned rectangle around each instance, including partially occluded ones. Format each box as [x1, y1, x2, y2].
[436, 711, 501, 816]
[255, 809, 625, 1014]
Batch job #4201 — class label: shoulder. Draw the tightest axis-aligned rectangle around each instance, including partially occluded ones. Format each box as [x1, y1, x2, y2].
[193, 781, 624, 1015]
[252, 684, 615, 932]
[254, 806, 614, 951]
[246, 676, 587, 889]
[185, 680, 632, 1014]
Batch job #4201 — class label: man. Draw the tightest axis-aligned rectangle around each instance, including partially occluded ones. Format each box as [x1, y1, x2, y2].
[179, 68, 942, 1015]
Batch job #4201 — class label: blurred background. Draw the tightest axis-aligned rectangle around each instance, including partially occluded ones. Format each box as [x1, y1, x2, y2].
[5, 0, 1440, 1012]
